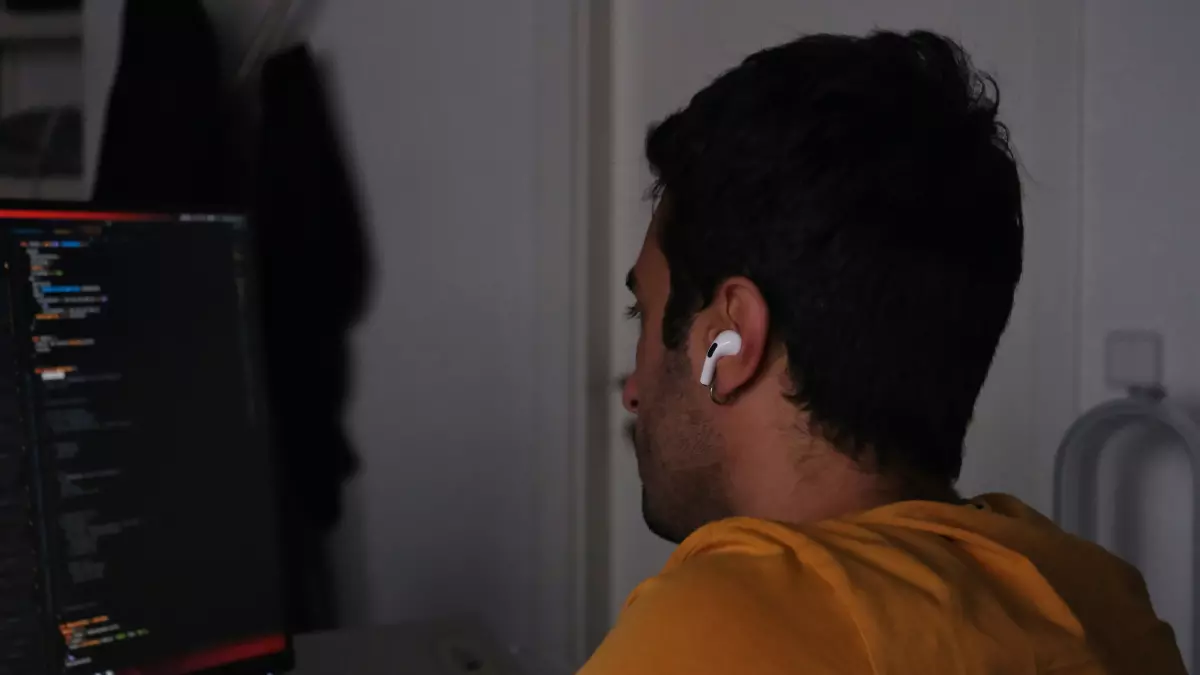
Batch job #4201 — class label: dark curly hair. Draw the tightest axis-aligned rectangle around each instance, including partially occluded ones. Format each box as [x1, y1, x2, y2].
[645, 30, 1023, 481]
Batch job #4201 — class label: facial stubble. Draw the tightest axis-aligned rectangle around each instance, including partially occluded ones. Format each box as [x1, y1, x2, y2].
[633, 349, 731, 543]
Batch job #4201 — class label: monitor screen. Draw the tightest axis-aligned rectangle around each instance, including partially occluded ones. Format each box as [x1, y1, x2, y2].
[0, 205, 291, 675]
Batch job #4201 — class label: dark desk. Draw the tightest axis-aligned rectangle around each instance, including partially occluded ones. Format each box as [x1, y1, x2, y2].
[292, 620, 523, 675]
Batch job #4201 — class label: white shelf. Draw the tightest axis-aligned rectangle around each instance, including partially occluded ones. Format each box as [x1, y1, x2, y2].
[0, 9, 86, 202]
[0, 176, 86, 201]
[0, 11, 82, 42]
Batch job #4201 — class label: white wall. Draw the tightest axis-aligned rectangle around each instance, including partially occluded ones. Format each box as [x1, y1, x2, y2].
[1082, 0, 1200, 666]
[302, 2, 584, 671]
[603, 0, 1083, 621]
[326, 0, 543, 622]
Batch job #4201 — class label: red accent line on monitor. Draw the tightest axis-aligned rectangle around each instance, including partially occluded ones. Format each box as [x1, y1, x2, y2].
[120, 633, 287, 675]
[0, 209, 167, 221]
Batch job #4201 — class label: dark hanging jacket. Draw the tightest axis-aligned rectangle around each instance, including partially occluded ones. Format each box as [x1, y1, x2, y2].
[92, 0, 235, 207]
[255, 44, 369, 630]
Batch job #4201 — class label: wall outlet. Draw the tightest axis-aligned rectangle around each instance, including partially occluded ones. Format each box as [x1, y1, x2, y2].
[1104, 330, 1164, 390]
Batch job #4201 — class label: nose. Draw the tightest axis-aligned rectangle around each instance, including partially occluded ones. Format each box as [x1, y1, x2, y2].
[621, 373, 639, 414]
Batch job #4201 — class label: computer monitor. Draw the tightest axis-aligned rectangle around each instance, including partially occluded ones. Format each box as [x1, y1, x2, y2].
[0, 203, 292, 675]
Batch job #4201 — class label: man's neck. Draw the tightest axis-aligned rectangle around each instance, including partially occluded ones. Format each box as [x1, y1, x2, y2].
[723, 421, 958, 525]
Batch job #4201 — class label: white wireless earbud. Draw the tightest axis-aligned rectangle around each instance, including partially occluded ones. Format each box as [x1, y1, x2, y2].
[699, 330, 742, 387]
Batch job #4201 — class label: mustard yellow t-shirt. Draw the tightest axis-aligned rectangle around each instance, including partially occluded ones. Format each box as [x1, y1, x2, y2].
[579, 494, 1184, 675]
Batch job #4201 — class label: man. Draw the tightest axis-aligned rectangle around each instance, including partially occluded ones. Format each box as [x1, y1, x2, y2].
[579, 30, 1185, 675]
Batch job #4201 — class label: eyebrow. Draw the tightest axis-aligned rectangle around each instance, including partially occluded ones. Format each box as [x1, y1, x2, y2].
[625, 268, 637, 293]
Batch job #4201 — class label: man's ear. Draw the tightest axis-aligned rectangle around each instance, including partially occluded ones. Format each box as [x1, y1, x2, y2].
[692, 276, 770, 398]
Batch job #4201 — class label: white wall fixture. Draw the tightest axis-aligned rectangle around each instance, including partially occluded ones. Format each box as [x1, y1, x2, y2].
[1055, 351, 1199, 670]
